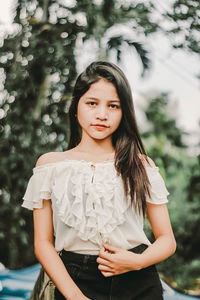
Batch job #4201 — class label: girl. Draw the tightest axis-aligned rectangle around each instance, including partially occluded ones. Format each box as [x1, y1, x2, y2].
[22, 61, 176, 300]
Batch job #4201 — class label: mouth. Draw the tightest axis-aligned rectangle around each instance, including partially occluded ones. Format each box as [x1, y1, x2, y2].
[92, 124, 109, 131]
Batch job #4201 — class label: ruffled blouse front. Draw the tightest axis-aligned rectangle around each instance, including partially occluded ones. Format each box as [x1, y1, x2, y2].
[22, 159, 169, 254]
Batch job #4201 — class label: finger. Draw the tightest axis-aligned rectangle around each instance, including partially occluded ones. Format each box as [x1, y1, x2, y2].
[101, 271, 114, 277]
[99, 247, 113, 260]
[96, 257, 112, 266]
[98, 264, 112, 272]
[98, 250, 113, 261]
[103, 243, 119, 253]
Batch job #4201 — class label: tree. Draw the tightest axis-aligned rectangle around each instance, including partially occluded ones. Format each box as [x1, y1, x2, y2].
[142, 93, 200, 290]
[167, 0, 200, 54]
[0, 0, 159, 268]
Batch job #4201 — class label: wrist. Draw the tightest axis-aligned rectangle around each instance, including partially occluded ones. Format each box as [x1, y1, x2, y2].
[65, 288, 84, 300]
[137, 253, 145, 270]
[130, 253, 144, 271]
[137, 252, 151, 270]
[136, 254, 144, 270]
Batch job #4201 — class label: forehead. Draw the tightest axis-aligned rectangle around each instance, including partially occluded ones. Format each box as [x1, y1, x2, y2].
[83, 79, 119, 100]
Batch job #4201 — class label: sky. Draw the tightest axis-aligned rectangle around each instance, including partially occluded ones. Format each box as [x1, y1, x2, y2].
[0, 0, 199, 151]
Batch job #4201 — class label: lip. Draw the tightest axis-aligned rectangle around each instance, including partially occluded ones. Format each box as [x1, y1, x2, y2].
[92, 124, 109, 131]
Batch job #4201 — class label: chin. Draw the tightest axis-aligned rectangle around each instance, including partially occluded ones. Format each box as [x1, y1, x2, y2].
[89, 133, 112, 140]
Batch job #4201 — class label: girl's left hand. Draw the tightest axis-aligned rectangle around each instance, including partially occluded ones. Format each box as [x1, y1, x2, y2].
[96, 243, 142, 277]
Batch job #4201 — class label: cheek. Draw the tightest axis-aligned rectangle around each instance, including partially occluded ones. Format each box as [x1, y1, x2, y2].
[77, 104, 90, 126]
[113, 111, 122, 128]
[77, 104, 84, 128]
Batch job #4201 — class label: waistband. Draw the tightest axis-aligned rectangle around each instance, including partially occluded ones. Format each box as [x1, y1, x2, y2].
[59, 244, 148, 264]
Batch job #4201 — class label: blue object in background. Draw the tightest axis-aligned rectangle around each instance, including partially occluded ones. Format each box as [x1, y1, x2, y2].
[0, 263, 199, 299]
[0, 264, 41, 300]
[162, 280, 200, 300]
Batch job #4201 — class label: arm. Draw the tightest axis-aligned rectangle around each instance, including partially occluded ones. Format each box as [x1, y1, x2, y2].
[139, 202, 176, 268]
[33, 200, 90, 300]
[138, 156, 176, 267]
[96, 203, 176, 276]
[33, 154, 91, 299]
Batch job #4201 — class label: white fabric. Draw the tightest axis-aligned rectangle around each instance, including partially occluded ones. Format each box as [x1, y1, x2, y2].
[22, 159, 169, 254]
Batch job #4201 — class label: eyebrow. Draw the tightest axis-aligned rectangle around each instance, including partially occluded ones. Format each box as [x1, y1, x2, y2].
[85, 97, 120, 102]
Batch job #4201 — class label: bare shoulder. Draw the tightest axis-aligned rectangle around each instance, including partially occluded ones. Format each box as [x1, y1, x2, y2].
[138, 154, 156, 167]
[36, 152, 67, 167]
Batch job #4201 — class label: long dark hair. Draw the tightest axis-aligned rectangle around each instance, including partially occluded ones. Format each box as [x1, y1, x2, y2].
[68, 61, 150, 215]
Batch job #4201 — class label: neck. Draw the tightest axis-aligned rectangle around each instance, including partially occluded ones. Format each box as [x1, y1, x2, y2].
[76, 133, 114, 155]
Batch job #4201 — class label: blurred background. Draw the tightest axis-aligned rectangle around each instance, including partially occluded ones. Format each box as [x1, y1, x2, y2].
[0, 0, 199, 295]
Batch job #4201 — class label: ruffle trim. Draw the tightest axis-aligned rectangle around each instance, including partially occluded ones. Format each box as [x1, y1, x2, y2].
[145, 166, 169, 204]
[22, 160, 169, 245]
[22, 164, 54, 210]
[52, 162, 128, 246]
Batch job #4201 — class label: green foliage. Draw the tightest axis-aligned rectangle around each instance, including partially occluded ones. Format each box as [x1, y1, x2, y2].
[107, 37, 150, 76]
[0, 0, 158, 269]
[166, 0, 200, 54]
[142, 94, 200, 290]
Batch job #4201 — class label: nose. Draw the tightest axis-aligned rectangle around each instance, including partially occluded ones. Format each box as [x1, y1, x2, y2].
[96, 105, 108, 120]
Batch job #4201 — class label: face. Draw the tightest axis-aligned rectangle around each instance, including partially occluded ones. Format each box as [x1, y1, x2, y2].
[77, 79, 122, 141]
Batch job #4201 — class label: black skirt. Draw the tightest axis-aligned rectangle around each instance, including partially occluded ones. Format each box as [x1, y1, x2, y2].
[55, 244, 163, 300]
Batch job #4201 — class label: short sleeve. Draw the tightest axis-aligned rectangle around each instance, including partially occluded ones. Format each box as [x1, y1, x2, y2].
[145, 165, 169, 205]
[22, 164, 55, 210]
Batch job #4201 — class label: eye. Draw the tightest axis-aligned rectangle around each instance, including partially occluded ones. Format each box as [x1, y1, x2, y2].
[109, 104, 120, 109]
[87, 101, 97, 106]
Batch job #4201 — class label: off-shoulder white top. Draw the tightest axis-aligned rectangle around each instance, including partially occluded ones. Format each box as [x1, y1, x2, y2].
[22, 159, 169, 254]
